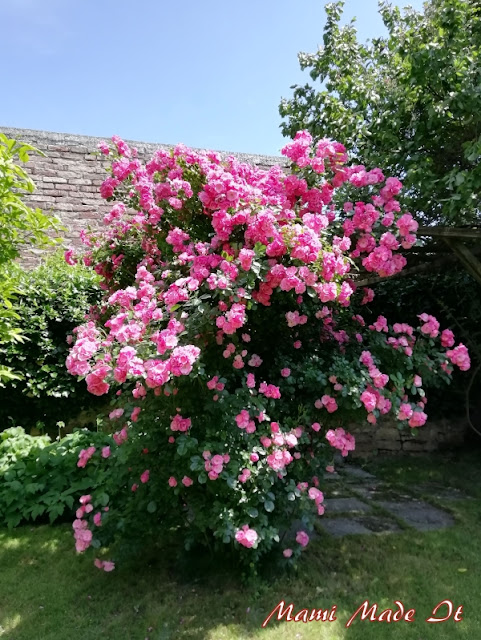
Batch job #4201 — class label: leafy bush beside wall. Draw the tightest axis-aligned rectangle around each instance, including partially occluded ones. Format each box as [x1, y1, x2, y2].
[0, 427, 112, 528]
[0, 133, 62, 382]
[0, 253, 103, 433]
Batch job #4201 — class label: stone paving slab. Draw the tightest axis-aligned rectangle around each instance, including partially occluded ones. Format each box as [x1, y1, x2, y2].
[412, 485, 468, 502]
[340, 466, 376, 480]
[320, 515, 400, 537]
[317, 464, 457, 537]
[357, 515, 402, 534]
[323, 481, 355, 499]
[324, 497, 372, 514]
[351, 485, 413, 502]
[320, 518, 372, 537]
[325, 487, 354, 499]
[375, 500, 455, 531]
[323, 472, 342, 481]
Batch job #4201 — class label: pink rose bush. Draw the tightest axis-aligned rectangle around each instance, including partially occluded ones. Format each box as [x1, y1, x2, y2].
[66, 132, 469, 568]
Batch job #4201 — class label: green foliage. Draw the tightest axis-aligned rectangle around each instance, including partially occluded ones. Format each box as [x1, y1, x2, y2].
[0, 132, 62, 381]
[279, 0, 481, 225]
[0, 427, 111, 528]
[0, 253, 103, 432]
[363, 266, 481, 418]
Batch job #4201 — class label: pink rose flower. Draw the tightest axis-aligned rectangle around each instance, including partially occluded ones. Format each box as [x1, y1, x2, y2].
[296, 530, 310, 547]
[235, 525, 258, 548]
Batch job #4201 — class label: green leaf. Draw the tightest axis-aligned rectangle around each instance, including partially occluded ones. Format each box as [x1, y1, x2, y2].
[147, 501, 157, 513]
[98, 492, 110, 507]
[264, 500, 275, 512]
[6, 513, 22, 528]
[31, 504, 45, 520]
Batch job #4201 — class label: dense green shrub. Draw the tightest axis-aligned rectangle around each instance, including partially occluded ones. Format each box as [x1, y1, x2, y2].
[0, 253, 103, 433]
[0, 133, 61, 382]
[0, 427, 112, 528]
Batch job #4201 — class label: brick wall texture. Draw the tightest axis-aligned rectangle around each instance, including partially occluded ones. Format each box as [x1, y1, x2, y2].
[1, 126, 285, 265]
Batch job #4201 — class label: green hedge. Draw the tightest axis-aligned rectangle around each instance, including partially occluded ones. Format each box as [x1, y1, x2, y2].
[0, 253, 103, 433]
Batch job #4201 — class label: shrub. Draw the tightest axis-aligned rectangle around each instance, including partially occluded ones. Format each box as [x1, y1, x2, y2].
[65, 133, 470, 571]
[0, 427, 112, 528]
[0, 133, 61, 382]
[0, 253, 103, 434]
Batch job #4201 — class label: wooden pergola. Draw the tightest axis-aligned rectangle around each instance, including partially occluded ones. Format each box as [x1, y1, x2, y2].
[357, 225, 481, 287]
[355, 224, 481, 435]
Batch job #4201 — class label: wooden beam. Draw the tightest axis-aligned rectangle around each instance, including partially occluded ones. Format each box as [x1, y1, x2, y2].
[354, 253, 460, 287]
[444, 239, 481, 286]
[418, 226, 481, 240]
[354, 244, 481, 287]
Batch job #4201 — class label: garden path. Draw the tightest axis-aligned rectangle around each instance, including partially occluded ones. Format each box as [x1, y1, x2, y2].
[317, 461, 463, 538]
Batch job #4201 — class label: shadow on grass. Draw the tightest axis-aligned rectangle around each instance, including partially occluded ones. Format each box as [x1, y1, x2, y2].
[1, 451, 481, 640]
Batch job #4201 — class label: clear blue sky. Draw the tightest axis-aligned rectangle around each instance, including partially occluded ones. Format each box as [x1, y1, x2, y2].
[1, 0, 424, 156]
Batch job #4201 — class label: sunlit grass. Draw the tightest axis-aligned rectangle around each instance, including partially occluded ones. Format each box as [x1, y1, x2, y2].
[1, 613, 21, 637]
[0, 450, 479, 639]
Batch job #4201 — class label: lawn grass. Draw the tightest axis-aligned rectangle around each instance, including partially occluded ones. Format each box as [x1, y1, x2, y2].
[1, 449, 480, 639]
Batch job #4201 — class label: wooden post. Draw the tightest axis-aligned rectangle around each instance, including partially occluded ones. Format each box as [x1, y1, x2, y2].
[443, 239, 481, 286]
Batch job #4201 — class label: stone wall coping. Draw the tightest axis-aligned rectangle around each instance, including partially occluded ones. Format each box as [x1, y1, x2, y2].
[0, 126, 287, 168]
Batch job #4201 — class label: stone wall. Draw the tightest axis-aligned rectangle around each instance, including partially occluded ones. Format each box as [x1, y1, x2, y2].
[349, 417, 467, 459]
[1, 126, 284, 266]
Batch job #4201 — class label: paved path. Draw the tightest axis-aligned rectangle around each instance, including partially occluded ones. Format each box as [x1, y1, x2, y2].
[318, 461, 462, 538]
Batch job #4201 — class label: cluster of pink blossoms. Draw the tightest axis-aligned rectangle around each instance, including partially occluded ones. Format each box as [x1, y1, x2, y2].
[315, 395, 338, 413]
[235, 525, 259, 548]
[65, 132, 471, 565]
[325, 428, 356, 457]
[77, 446, 96, 468]
[446, 344, 470, 371]
[170, 414, 192, 432]
[73, 495, 94, 552]
[397, 403, 428, 427]
[203, 451, 230, 480]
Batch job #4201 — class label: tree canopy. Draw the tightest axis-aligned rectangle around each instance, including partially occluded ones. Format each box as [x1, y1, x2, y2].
[279, 0, 481, 226]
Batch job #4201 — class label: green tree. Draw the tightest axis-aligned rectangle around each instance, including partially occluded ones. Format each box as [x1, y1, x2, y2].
[0, 133, 61, 381]
[279, 0, 481, 226]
